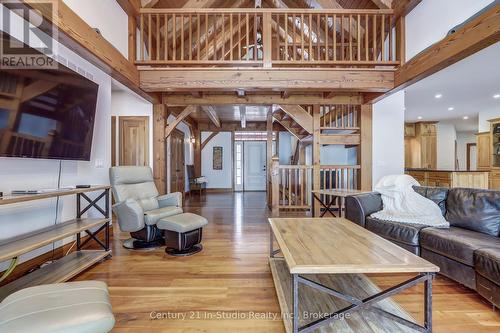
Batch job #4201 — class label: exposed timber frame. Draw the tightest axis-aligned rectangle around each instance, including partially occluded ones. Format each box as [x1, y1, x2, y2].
[366, 1, 499, 103]
[140, 68, 395, 92]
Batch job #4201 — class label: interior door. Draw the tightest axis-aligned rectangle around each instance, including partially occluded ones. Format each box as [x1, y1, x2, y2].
[119, 116, 149, 166]
[169, 129, 185, 194]
[244, 141, 266, 191]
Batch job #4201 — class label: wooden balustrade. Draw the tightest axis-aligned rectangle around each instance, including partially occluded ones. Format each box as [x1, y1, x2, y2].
[277, 165, 312, 210]
[320, 105, 359, 130]
[269, 161, 360, 214]
[137, 8, 400, 67]
[320, 165, 360, 190]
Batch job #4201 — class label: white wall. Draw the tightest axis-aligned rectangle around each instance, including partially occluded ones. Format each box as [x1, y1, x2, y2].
[63, 0, 129, 58]
[406, 0, 494, 60]
[0, 4, 112, 270]
[111, 89, 153, 167]
[166, 116, 193, 193]
[456, 131, 476, 171]
[201, 132, 232, 189]
[479, 108, 500, 132]
[373, 91, 405, 187]
[278, 132, 293, 164]
[436, 123, 457, 170]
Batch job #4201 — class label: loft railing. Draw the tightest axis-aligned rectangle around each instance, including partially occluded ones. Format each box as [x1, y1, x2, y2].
[268, 157, 361, 215]
[136, 8, 401, 67]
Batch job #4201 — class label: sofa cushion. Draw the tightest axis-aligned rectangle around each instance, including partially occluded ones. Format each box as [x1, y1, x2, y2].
[144, 206, 183, 225]
[413, 186, 449, 216]
[445, 188, 500, 236]
[366, 217, 429, 246]
[474, 248, 500, 284]
[421, 227, 500, 266]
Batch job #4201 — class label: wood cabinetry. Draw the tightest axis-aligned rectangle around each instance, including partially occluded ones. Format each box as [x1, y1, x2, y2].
[476, 132, 490, 170]
[404, 123, 415, 137]
[476, 118, 500, 190]
[490, 170, 500, 190]
[406, 170, 489, 189]
[404, 122, 437, 169]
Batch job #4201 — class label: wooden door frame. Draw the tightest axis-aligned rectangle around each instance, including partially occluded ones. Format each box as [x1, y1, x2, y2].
[118, 116, 149, 166]
[466, 143, 477, 171]
[111, 116, 116, 167]
[168, 128, 186, 195]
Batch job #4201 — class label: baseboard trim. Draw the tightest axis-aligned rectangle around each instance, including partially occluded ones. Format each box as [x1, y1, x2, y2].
[206, 188, 233, 193]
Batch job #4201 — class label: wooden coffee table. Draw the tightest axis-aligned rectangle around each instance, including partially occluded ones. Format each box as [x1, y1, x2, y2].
[268, 218, 439, 333]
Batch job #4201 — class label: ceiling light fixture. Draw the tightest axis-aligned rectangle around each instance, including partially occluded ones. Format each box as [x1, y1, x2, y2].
[494, 94, 500, 99]
[463, 116, 469, 120]
[448, 107, 454, 111]
[417, 116, 423, 120]
[435, 94, 443, 99]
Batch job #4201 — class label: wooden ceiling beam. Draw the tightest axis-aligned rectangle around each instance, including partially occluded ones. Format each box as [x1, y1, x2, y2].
[164, 93, 363, 105]
[165, 105, 197, 138]
[142, 0, 161, 8]
[394, 2, 500, 90]
[140, 68, 394, 92]
[116, 0, 141, 17]
[198, 121, 282, 132]
[202, 106, 222, 128]
[370, 0, 392, 9]
[393, 0, 422, 20]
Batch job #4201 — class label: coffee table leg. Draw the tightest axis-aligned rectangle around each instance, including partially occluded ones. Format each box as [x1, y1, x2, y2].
[293, 273, 299, 333]
[424, 273, 433, 331]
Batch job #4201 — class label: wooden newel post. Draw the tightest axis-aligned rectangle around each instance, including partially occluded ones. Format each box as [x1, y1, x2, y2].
[271, 156, 280, 217]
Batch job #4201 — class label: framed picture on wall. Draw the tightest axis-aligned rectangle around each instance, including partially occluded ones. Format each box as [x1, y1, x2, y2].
[213, 146, 223, 170]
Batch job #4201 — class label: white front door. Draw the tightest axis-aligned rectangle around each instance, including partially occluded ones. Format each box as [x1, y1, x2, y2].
[244, 141, 267, 191]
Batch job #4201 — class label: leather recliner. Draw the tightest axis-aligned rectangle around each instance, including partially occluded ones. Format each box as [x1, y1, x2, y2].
[109, 166, 183, 249]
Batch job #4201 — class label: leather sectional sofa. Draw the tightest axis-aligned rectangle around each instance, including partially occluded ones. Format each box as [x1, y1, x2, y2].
[345, 186, 500, 307]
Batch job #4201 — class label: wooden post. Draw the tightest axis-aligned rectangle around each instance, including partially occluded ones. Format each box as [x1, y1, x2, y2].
[266, 106, 273, 181]
[193, 126, 202, 177]
[312, 104, 321, 217]
[271, 156, 280, 217]
[153, 104, 167, 194]
[395, 16, 405, 65]
[263, 12, 272, 68]
[360, 104, 373, 191]
[128, 15, 137, 62]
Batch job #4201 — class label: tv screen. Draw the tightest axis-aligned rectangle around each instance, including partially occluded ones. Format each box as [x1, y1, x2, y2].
[0, 66, 98, 161]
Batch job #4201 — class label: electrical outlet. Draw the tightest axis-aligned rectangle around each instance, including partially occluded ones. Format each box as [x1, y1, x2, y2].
[94, 158, 104, 168]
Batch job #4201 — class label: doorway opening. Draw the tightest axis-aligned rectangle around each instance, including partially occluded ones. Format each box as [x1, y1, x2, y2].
[234, 131, 276, 192]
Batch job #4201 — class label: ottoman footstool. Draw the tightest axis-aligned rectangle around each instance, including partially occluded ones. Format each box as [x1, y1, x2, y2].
[157, 213, 208, 256]
[0, 281, 115, 333]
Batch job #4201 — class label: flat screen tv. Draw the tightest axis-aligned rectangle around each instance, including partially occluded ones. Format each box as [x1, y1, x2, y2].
[0, 63, 99, 161]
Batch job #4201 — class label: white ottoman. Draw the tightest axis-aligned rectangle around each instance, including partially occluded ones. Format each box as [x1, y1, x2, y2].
[0, 281, 115, 333]
[157, 213, 208, 256]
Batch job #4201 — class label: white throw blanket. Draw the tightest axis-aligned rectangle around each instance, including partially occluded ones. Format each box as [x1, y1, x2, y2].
[371, 175, 449, 228]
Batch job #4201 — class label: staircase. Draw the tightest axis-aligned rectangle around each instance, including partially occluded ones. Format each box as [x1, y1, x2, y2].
[273, 108, 310, 140]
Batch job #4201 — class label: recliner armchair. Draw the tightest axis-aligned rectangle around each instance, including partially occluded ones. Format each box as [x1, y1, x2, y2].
[109, 166, 183, 249]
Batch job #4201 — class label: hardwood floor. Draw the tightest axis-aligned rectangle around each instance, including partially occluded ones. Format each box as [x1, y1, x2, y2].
[75, 192, 499, 332]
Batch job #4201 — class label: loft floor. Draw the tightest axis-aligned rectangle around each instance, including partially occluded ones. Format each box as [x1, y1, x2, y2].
[75, 192, 499, 332]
